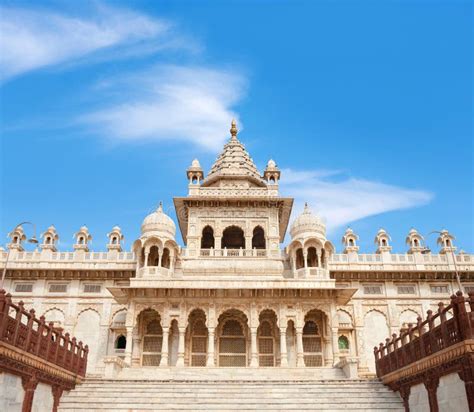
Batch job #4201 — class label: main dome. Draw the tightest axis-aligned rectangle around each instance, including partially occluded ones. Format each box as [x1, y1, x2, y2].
[141, 204, 176, 239]
[290, 203, 326, 239]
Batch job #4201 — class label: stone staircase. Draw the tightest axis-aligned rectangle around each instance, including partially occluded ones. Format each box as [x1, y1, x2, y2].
[58, 368, 404, 412]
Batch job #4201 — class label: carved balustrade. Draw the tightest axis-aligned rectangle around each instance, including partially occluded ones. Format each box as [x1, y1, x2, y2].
[0, 289, 88, 376]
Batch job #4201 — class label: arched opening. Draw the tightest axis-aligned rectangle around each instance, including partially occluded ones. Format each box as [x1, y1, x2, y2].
[295, 248, 304, 269]
[45, 236, 51, 244]
[140, 309, 163, 366]
[252, 226, 266, 249]
[413, 239, 419, 247]
[446, 239, 451, 247]
[148, 246, 159, 266]
[269, 176, 275, 183]
[140, 248, 145, 268]
[258, 310, 279, 367]
[13, 236, 19, 244]
[217, 309, 248, 367]
[307, 247, 318, 267]
[187, 309, 208, 367]
[381, 239, 387, 246]
[192, 176, 198, 184]
[348, 238, 354, 246]
[161, 248, 170, 268]
[78, 236, 84, 245]
[221, 226, 245, 249]
[115, 335, 127, 350]
[112, 236, 118, 244]
[303, 310, 325, 367]
[320, 249, 326, 268]
[201, 226, 215, 249]
[338, 335, 349, 351]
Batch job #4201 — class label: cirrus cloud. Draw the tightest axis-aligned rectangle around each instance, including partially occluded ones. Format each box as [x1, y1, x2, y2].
[281, 168, 433, 231]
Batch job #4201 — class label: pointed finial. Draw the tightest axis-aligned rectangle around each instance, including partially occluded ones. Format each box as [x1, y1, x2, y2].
[303, 202, 310, 213]
[230, 119, 238, 140]
[158, 202, 163, 212]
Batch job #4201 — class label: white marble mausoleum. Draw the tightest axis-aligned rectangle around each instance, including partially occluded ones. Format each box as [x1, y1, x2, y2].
[2, 120, 473, 379]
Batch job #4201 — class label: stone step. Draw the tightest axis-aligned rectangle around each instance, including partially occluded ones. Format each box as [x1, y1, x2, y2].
[59, 377, 404, 411]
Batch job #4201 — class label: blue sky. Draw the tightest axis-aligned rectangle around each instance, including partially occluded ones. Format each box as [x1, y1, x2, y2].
[1, 0, 472, 253]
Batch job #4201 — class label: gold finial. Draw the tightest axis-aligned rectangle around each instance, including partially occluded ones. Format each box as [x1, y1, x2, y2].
[230, 119, 238, 140]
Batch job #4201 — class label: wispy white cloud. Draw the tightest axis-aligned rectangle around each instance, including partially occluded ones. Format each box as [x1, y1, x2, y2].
[0, 5, 176, 81]
[281, 168, 433, 231]
[82, 65, 246, 151]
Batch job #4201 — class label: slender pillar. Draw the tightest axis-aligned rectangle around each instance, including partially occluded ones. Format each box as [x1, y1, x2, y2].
[176, 327, 186, 367]
[296, 327, 305, 367]
[207, 328, 215, 366]
[158, 251, 162, 268]
[245, 236, 252, 250]
[250, 328, 258, 367]
[332, 329, 340, 365]
[280, 329, 288, 367]
[303, 250, 309, 277]
[160, 327, 169, 367]
[144, 252, 149, 267]
[124, 326, 133, 366]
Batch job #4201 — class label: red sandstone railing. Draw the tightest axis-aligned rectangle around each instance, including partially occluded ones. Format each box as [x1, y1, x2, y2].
[0, 289, 88, 377]
[374, 291, 474, 378]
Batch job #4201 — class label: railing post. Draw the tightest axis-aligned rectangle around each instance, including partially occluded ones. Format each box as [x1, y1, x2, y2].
[452, 291, 472, 340]
[24, 309, 35, 353]
[35, 316, 46, 356]
[45, 322, 53, 361]
[417, 316, 426, 358]
[0, 290, 9, 339]
[426, 310, 437, 355]
[13, 301, 24, 347]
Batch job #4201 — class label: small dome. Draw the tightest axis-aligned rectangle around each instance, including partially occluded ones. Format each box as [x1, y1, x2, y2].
[79, 225, 88, 232]
[141, 203, 176, 238]
[47, 225, 56, 232]
[112, 225, 121, 232]
[267, 159, 276, 168]
[191, 158, 201, 168]
[290, 203, 326, 239]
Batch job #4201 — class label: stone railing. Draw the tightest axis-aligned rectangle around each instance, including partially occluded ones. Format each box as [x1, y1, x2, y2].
[374, 291, 474, 411]
[0, 289, 88, 411]
[199, 248, 268, 258]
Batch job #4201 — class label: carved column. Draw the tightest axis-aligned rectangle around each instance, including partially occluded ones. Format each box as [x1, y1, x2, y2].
[21, 375, 38, 412]
[144, 251, 149, 267]
[280, 328, 288, 367]
[458, 355, 474, 412]
[331, 328, 340, 365]
[124, 326, 133, 366]
[52, 385, 64, 412]
[250, 327, 258, 367]
[245, 236, 252, 250]
[176, 326, 186, 367]
[296, 327, 305, 367]
[398, 385, 410, 412]
[207, 327, 216, 367]
[424, 373, 440, 412]
[160, 327, 169, 367]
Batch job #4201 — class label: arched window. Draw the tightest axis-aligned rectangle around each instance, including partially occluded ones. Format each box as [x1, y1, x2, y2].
[307, 247, 317, 267]
[338, 335, 349, 350]
[296, 248, 304, 269]
[269, 176, 275, 183]
[221, 226, 245, 249]
[192, 176, 198, 184]
[112, 236, 117, 244]
[201, 226, 215, 249]
[413, 239, 418, 247]
[446, 239, 451, 247]
[302, 320, 322, 367]
[13, 236, 18, 244]
[162, 248, 170, 268]
[381, 239, 387, 246]
[348, 238, 354, 246]
[78, 236, 84, 245]
[115, 335, 127, 350]
[45, 236, 51, 244]
[252, 226, 265, 249]
[148, 246, 159, 266]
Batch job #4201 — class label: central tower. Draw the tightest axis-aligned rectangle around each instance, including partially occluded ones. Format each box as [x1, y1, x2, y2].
[174, 120, 293, 274]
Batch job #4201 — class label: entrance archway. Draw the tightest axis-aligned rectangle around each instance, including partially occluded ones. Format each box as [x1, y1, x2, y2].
[303, 310, 326, 367]
[258, 310, 279, 367]
[139, 309, 163, 366]
[217, 309, 248, 367]
[187, 309, 208, 367]
[221, 226, 245, 249]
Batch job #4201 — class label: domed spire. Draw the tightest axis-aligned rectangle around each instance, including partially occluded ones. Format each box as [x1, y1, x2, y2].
[290, 202, 326, 240]
[230, 119, 238, 140]
[141, 202, 176, 239]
